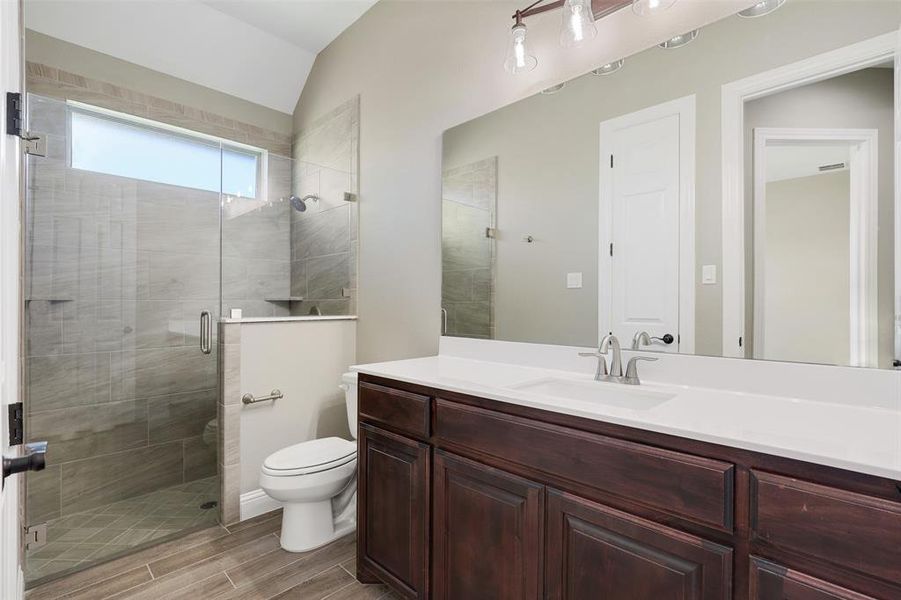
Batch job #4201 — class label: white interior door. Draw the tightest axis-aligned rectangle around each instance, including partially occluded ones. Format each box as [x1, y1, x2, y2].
[600, 98, 692, 353]
[0, 0, 23, 597]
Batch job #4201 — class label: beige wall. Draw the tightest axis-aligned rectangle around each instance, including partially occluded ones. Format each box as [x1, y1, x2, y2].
[26, 30, 293, 136]
[763, 171, 851, 365]
[745, 68, 895, 366]
[294, 0, 900, 363]
[293, 0, 759, 363]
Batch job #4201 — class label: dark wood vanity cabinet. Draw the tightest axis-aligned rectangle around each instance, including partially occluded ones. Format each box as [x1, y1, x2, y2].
[433, 451, 544, 600]
[357, 423, 430, 598]
[356, 374, 901, 600]
[545, 490, 732, 599]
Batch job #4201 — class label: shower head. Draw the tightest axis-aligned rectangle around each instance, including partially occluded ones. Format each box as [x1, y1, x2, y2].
[284, 194, 320, 212]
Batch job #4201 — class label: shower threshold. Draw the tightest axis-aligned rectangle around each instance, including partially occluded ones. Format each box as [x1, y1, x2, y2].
[26, 476, 219, 586]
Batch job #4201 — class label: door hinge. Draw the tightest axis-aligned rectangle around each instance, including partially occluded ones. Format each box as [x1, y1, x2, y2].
[609, 155, 614, 168]
[485, 227, 496, 239]
[6, 92, 47, 156]
[5, 92, 24, 137]
[8, 401, 23, 446]
[738, 336, 743, 348]
[24, 523, 47, 550]
[609, 243, 614, 257]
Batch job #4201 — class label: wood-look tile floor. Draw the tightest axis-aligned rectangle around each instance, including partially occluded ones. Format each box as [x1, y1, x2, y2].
[26, 511, 398, 600]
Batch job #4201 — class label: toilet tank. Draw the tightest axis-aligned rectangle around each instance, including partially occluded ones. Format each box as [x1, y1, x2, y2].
[341, 372, 359, 439]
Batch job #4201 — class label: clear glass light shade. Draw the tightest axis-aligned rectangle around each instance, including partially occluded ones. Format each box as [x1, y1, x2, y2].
[738, 0, 785, 18]
[632, 0, 678, 17]
[560, 0, 597, 47]
[504, 23, 538, 74]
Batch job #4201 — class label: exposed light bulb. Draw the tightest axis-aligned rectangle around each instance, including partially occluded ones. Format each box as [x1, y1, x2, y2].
[504, 20, 537, 74]
[560, 0, 597, 48]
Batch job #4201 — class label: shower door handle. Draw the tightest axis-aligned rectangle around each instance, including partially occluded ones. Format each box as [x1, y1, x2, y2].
[200, 311, 212, 354]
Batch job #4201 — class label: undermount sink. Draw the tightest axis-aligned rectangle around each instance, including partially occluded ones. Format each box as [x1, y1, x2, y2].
[508, 377, 676, 410]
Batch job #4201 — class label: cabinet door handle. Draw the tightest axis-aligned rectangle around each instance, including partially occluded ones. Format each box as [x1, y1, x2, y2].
[200, 310, 212, 354]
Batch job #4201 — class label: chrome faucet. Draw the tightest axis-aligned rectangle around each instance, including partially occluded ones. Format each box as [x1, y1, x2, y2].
[631, 331, 652, 350]
[578, 346, 609, 381]
[600, 334, 623, 379]
[623, 356, 658, 385]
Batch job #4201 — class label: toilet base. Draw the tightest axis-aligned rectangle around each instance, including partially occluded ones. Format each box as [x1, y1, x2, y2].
[279, 500, 356, 553]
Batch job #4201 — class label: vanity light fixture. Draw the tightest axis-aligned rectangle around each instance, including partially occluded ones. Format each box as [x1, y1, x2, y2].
[738, 0, 786, 18]
[631, 0, 677, 17]
[505, 0, 636, 74]
[591, 59, 624, 75]
[504, 12, 538, 74]
[658, 29, 698, 49]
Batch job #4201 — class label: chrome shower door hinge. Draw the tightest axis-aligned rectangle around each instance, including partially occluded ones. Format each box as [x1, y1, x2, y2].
[5, 93, 46, 156]
[485, 227, 497, 239]
[24, 523, 47, 550]
[23, 134, 47, 157]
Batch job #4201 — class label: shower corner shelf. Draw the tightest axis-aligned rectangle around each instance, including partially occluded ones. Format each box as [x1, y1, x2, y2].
[264, 296, 305, 303]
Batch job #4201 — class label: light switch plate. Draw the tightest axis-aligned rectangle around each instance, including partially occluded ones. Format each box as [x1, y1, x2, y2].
[702, 265, 717, 285]
[566, 272, 583, 289]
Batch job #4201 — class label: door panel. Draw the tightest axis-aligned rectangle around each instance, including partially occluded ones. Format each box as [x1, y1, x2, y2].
[546, 489, 732, 600]
[603, 108, 682, 352]
[433, 450, 543, 600]
[358, 423, 429, 598]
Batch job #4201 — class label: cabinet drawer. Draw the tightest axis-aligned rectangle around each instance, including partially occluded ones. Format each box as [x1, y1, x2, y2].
[435, 399, 734, 531]
[751, 471, 901, 585]
[359, 382, 430, 440]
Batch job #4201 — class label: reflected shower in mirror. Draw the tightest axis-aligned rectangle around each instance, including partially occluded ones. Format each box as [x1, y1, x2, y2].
[441, 0, 901, 369]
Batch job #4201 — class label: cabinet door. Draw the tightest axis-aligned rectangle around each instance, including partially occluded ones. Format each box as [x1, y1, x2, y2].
[432, 450, 544, 600]
[750, 557, 878, 600]
[358, 423, 429, 598]
[546, 489, 732, 600]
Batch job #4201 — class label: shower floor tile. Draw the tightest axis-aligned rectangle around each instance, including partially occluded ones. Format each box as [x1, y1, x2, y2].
[26, 476, 219, 585]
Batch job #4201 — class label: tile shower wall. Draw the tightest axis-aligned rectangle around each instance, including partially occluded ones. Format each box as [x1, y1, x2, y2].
[290, 97, 360, 316]
[442, 157, 496, 338]
[24, 95, 222, 523]
[221, 155, 293, 319]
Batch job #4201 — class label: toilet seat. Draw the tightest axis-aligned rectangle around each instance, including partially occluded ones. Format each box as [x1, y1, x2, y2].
[262, 437, 357, 477]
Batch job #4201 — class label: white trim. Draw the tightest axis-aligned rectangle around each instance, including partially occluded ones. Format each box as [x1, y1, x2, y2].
[0, 0, 22, 596]
[752, 128, 879, 366]
[239, 488, 282, 522]
[721, 31, 897, 358]
[598, 95, 696, 352]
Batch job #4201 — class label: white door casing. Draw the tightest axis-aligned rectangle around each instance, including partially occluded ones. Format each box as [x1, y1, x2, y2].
[599, 95, 695, 353]
[0, 0, 23, 597]
[720, 31, 897, 359]
[752, 128, 879, 367]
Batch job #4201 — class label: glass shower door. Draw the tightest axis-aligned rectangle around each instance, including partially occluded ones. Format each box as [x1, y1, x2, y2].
[23, 94, 221, 585]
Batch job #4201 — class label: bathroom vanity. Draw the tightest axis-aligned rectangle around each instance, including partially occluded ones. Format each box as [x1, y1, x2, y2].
[352, 351, 901, 600]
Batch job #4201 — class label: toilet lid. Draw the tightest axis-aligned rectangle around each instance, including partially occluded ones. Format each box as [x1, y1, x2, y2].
[263, 437, 357, 475]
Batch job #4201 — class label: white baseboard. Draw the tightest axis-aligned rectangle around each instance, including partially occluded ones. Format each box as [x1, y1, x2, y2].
[240, 488, 282, 522]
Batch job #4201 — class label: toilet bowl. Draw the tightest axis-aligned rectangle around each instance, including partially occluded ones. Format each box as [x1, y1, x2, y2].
[259, 372, 359, 552]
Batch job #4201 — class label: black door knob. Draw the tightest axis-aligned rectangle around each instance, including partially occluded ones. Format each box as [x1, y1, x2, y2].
[2, 441, 47, 484]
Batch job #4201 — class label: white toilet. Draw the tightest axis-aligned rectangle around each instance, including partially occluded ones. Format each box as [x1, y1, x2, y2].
[259, 372, 359, 552]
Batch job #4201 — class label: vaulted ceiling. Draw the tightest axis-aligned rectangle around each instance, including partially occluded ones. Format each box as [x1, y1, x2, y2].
[25, 0, 377, 114]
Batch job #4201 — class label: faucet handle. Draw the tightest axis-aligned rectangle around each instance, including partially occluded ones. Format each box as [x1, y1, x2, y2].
[623, 356, 658, 385]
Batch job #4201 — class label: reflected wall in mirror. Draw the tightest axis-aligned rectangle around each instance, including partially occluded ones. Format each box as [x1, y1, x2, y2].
[441, 0, 901, 369]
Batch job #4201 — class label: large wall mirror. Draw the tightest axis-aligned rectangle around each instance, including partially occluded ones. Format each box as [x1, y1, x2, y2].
[441, 0, 901, 370]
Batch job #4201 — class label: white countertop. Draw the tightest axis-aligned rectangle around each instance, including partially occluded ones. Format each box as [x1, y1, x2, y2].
[353, 354, 901, 481]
